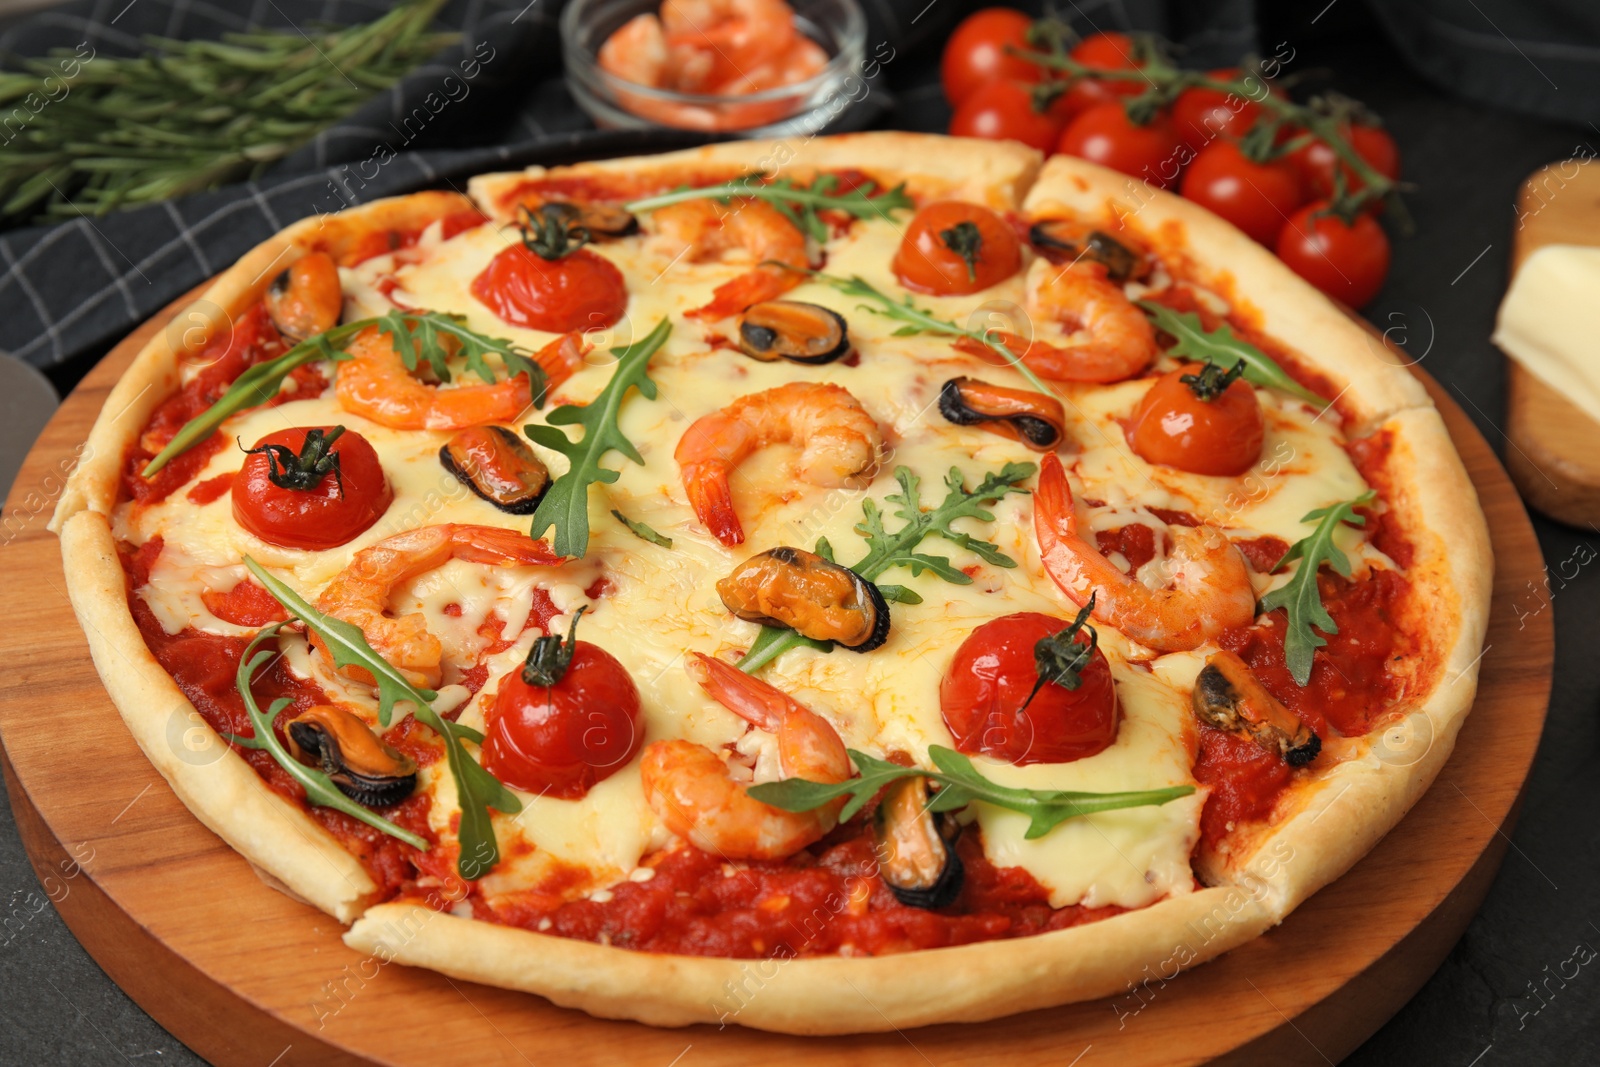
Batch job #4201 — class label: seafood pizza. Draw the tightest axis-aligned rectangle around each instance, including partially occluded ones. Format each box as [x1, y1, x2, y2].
[51, 133, 1491, 1033]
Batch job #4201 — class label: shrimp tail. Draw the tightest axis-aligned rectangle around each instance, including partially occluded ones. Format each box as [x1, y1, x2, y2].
[691, 651, 782, 730]
[686, 266, 801, 321]
[1035, 452, 1079, 538]
[446, 524, 565, 566]
[532, 332, 591, 393]
[682, 464, 745, 545]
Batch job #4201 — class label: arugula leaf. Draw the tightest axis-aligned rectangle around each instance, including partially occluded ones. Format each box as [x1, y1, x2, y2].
[625, 173, 915, 243]
[143, 311, 546, 476]
[1135, 301, 1327, 408]
[525, 318, 671, 558]
[228, 624, 429, 851]
[242, 557, 521, 880]
[610, 508, 673, 549]
[1257, 491, 1377, 686]
[739, 463, 1034, 673]
[749, 745, 1194, 840]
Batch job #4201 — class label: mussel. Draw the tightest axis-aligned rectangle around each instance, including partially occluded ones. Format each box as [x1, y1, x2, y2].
[1192, 651, 1321, 766]
[938, 377, 1067, 452]
[284, 704, 419, 808]
[439, 426, 552, 514]
[1027, 221, 1147, 283]
[717, 547, 890, 652]
[265, 251, 343, 341]
[734, 301, 851, 365]
[873, 777, 964, 909]
[540, 200, 639, 240]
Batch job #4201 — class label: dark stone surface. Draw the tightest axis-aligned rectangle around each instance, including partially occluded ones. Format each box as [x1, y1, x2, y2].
[1, 1, 1597, 1063]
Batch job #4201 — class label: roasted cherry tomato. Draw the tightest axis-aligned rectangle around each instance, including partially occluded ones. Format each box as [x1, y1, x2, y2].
[484, 612, 643, 799]
[1179, 141, 1303, 245]
[1289, 123, 1400, 209]
[232, 426, 391, 550]
[1275, 201, 1391, 308]
[949, 78, 1070, 152]
[1171, 67, 1271, 151]
[1128, 361, 1265, 476]
[1056, 103, 1183, 188]
[1059, 31, 1144, 116]
[940, 611, 1119, 765]
[940, 8, 1041, 108]
[471, 243, 627, 334]
[892, 200, 1023, 295]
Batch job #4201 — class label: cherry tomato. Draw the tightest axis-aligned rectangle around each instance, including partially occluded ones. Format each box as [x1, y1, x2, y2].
[892, 200, 1023, 295]
[484, 635, 643, 799]
[1289, 123, 1400, 208]
[949, 78, 1070, 152]
[471, 244, 627, 334]
[1059, 31, 1144, 117]
[941, 612, 1119, 765]
[1056, 103, 1183, 188]
[1128, 362, 1265, 476]
[1179, 141, 1303, 245]
[1275, 201, 1391, 308]
[941, 8, 1041, 108]
[232, 426, 391, 550]
[1171, 68, 1270, 151]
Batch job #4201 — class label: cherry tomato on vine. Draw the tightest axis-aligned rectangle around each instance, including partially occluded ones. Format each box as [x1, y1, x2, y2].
[949, 78, 1070, 151]
[1128, 361, 1265, 476]
[1058, 31, 1144, 117]
[484, 611, 643, 799]
[1179, 141, 1304, 245]
[1171, 67, 1272, 151]
[1056, 103, 1183, 188]
[892, 200, 1022, 295]
[1289, 123, 1400, 209]
[1275, 200, 1391, 308]
[941, 8, 1041, 108]
[940, 611, 1119, 765]
[232, 426, 391, 550]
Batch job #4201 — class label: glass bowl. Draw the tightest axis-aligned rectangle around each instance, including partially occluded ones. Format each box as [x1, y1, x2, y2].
[561, 0, 867, 138]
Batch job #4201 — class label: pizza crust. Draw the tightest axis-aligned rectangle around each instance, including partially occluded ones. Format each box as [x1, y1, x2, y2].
[52, 134, 1494, 1033]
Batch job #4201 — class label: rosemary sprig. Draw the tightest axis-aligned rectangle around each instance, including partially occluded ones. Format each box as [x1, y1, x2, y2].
[625, 173, 915, 243]
[749, 745, 1194, 840]
[1257, 491, 1376, 686]
[0, 1, 454, 223]
[739, 463, 1034, 673]
[228, 624, 429, 851]
[142, 311, 545, 477]
[244, 558, 520, 880]
[610, 509, 673, 549]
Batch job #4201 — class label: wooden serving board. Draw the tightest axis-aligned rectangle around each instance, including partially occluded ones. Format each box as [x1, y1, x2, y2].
[1504, 160, 1600, 526]
[0, 292, 1551, 1066]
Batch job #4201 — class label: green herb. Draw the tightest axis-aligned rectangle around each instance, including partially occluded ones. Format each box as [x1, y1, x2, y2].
[1179, 359, 1246, 402]
[525, 318, 671, 558]
[1024, 594, 1098, 710]
[610, 508, 673, 549]
[940, 220, 983, 282]
[739, 463, 1034, 673]
[749, 745, 1194, 840]
[240, 425, 345, 493]
[1257, 491, 1377, 686]
[625, 173, 915, 243]
[0, 1, 454, 224]
[142, 311, 545, 477]
[227, 624, 428, 850]
[519, 203, 590, 261]
[800, 271, 1057, 396]
[521, 606, 585, 687]
[1135, 301, 1327, 407]
[243, 558, 520, 880]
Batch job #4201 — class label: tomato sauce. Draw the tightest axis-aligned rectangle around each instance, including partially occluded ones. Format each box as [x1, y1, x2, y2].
[1234, 535, 1290, 573]
[466, 822, 1125, 958]
[201, 579, 288, 627]
[1193, 727, 1292, 849]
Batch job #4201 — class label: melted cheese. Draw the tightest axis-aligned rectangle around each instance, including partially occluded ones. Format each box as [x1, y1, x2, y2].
[117, 207, 1377, 914]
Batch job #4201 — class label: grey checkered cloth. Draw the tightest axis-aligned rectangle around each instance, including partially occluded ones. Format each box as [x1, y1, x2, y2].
[0, 0, 1260, 372]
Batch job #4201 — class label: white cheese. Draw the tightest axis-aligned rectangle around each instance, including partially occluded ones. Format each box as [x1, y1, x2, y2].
[1493, 244, 1600, 425]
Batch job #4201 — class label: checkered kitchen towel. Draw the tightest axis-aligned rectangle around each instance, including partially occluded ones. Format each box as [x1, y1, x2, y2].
[0, 0, 1259, 374]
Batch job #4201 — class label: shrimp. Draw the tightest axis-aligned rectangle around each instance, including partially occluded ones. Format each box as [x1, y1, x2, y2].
[1032, 453, 1254, 652]
[313, 524, 562, 689]
[961, 259, 1157, 384]
[598, 13, 671, 88]
[335, 327, 585, 432]
[676, 381, 882, 546]
[640, 652, 851, 860]
[652, 198, 809, 320]
[661, 0, 797, 76]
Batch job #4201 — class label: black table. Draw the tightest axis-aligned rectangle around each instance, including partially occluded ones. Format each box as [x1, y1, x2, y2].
[2, 4, 1598, 1063]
